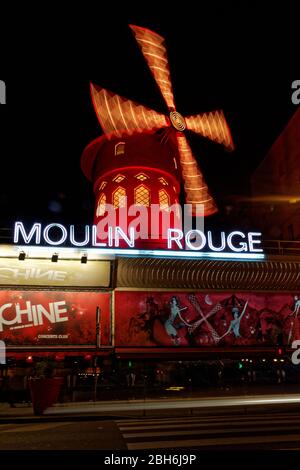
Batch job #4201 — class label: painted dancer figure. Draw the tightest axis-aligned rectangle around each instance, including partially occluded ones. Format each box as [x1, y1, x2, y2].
[291, 295, 300, 318]
[219, 301, 248, 340]
[164, 297, 189, 345]
[287, 295, 300, 344]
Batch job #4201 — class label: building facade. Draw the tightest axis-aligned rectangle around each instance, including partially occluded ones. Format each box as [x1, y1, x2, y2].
[251, 108, 300, 241]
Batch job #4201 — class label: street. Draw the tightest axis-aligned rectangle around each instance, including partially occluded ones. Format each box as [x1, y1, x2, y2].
[1, 410, 300, 450]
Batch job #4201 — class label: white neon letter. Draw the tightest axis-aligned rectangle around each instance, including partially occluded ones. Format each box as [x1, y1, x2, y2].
[167, 229, 183, 249]
[115, 226, 135, 248]
[92, 226, 107, 247]
[43, 224, 68, 246]
[70, 225, 90, 246]
[248, 232, 263, 252]
[185, 230, 206, 251]
[14, 222, 41, 245]
[207, 231, 226, 252]
[227, 231, 247, 252]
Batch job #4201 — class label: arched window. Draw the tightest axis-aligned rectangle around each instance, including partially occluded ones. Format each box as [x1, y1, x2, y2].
[159, 189, 170, 211]
[96, 193, 106, 217]
[134, 184, 150, 207]
[115, 142, 125, 156]
[113, 187, 126, 208]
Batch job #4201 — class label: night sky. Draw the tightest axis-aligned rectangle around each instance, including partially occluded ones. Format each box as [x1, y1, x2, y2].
[0, 2, 298, 237]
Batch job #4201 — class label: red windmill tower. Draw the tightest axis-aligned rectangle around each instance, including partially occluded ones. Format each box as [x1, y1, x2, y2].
[81, 25, 234, 248]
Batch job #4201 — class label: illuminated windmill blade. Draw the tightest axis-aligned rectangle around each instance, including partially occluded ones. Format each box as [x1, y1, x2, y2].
[176, 133, 218, 216]
[185, 111, 234, 151]
[90, 83, 168, 138]
[129, 24, 175, 110]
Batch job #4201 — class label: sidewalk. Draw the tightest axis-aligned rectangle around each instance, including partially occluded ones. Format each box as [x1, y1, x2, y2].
[1, 385, 300, 423]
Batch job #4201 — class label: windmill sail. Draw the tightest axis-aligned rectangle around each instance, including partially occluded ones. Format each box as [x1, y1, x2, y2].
[185, 111, 234, 151]
[176, 134, 217, 216]
[129, 24, 175, 110]
[90, 83, 168, 137]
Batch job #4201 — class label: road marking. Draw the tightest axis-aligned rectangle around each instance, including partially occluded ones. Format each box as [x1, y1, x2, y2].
[119, 417, 300, 431]
[123, 424, 300, 439]
[115, 414, 300, 450]
[115, 412, 300, 426]
[127, 433, 300, 450]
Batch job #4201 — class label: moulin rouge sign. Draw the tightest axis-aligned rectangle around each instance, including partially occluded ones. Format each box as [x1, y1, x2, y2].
[13, 222, 264, 259]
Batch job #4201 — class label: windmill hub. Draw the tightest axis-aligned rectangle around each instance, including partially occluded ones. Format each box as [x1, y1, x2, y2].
[169, 111, 186, 132]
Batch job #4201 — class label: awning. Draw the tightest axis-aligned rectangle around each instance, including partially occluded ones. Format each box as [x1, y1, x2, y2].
[115, 347, 284, 359]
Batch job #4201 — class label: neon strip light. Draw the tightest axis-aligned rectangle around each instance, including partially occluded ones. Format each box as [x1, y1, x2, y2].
[14, 245, 265, 261]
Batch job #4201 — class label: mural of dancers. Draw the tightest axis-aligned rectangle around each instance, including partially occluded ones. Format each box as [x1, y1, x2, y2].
[117, 292, 300, 347]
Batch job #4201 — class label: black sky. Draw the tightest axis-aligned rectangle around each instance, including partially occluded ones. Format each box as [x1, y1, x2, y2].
[0, 2, 299, 234]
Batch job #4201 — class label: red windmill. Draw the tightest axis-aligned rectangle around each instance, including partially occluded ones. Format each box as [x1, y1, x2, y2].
[81, 25, 234, 247]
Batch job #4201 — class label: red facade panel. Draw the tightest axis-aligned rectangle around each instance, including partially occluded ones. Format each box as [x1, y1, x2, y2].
[115, 291, 300, 348]
[0, 290, 111, 347]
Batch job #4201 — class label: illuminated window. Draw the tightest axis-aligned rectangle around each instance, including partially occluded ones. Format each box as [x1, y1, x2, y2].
[99, 181, 107, 191]
[173, 157, 178, 169]
[113, 187, 126, 208]
[135, 173, 149, 181]
[115, 142, 125, 156]
[158, 177, 168, 186]
[159, 189, 170, 211]
[135, 184, 150, 206]
[113, 174, 125, 183]
[96, 193, 106, 216]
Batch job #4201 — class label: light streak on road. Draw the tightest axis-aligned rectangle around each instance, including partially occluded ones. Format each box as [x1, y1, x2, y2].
[45, 394, 300, 415]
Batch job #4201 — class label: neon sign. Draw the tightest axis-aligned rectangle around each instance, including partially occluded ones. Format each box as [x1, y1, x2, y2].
[13, 222, 264, 258]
